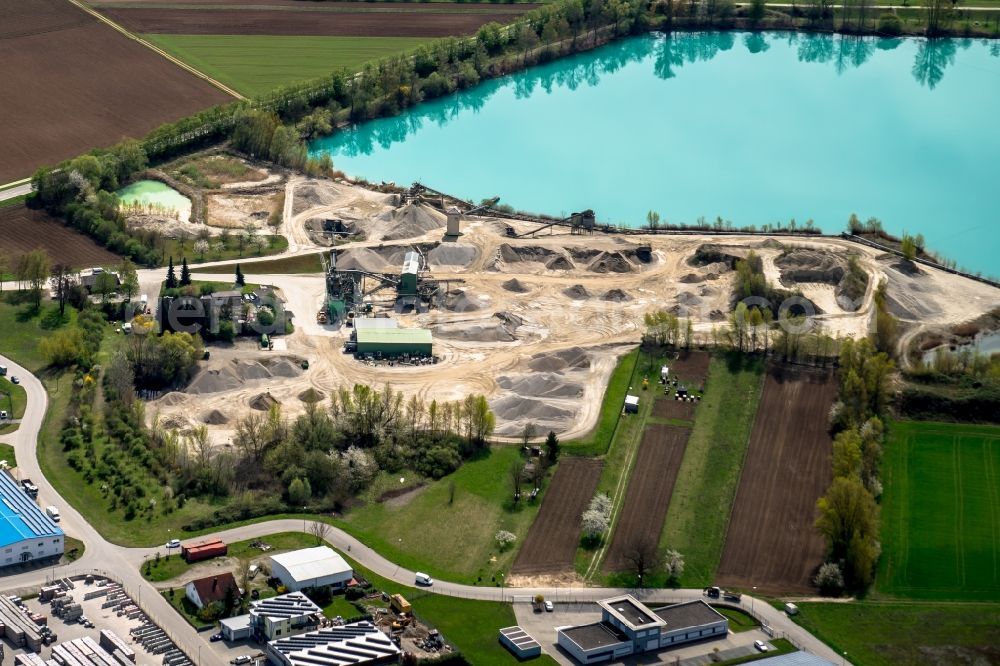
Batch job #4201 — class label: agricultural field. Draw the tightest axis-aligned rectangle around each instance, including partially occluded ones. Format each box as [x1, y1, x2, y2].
[792, 601, 1000, 666]
[144, 35, 433, 97]
[0, 204, 123, 269]
[0, 0, 231, 185]
[878, 420, 1000, 600]
[512, 457, 602, 577]
[603, 424, 689, 572]
[716, 366, 838, 595]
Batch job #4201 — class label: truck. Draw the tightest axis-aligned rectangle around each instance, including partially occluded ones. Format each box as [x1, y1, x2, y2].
[0, 365, 7, 376]
[21, 478, 39, 497]
[45, 506, 61, 522]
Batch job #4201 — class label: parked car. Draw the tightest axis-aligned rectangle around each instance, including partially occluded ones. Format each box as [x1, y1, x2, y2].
[544, 601, 554, 612]
[166, 539, 181, 549]
[209, 633, 224, 642]
[231, 656, 252, 665]
[753, 640, 769, 652]
[0, 411, 7, 420]
[10, 376, 19, 385]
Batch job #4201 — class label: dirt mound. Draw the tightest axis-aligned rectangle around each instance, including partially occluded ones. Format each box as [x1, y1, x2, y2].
[336, 247, 390, 273]
[502, 278, 531, 293]
[602, 289, 632, 302]
[428, 243, 477, 267]
[186, 357, 303, 394]
[299, 388, 324, 403]
[679, 273, 705, 284]
[160, 414, 189, 430]
[691, 244, 740, 267]
[202, 409, 229, 425]
[775, 249, 846, 285]
[293, 181, 337, 214]
[249, 392, 279, 411]
[159, 392, 187, 406]
[546, 255, 575, 271]
[563, 284, 591, 300]
[568, 248, 604, 262]
[589, 251, 634, 274]
[498, 244, 557, 264]
[268, 358, 302, 378]
[528, 347, 591, 372]
[677, 291, 702, 306]
[381, 202, 446, 241]
[491, 395, 574, 422]
[442, 289, 485, 312]
[434, 322, 517, 342]
[497, 374, 583, 398]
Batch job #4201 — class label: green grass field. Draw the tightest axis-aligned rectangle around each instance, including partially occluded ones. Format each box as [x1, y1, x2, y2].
[145, 35, 434, 97]
[336, 445, 541, 585]
[0, 376, 26, 435]
[564, 347, 639, 456]
[878, 420, 1000, 600]
[195, 252, 325, 274]
[660, 354, 764, 588]
[792, 601, 1000, 665]
[0, 444, 15, 468]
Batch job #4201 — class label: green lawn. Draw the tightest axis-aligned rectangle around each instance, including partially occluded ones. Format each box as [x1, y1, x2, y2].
[195, 252, 325, 275]
[142, 531, 318, 581]
[0, 443, 15, 468]
[0, 376, 26, 435]
[0, 302, 79, 372]
[162, 235, 288, 268]
[336, 446, 541, 585]
[0, 195, 27, 209]
[714, 606, 759, 633]
[564, 347, 639, 456]
[144, 35, 434, 97]
[878, 420, 1000, 600]
[659, 354, 764, 588]
[792, 601, 1000, 666]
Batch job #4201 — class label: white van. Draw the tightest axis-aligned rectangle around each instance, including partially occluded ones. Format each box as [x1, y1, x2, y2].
[45, 506, 61, 522]
[415, 572, 433, 587]
[0, 410, 7, 420]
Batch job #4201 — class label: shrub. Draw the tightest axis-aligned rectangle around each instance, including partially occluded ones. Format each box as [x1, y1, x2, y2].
[814, 562, 845, 594]
[878, 12, 903, 35]
[495, 529, 516, 550]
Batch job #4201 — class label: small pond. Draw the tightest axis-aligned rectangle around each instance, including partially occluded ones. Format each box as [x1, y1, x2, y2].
[117, 180, 191, 223]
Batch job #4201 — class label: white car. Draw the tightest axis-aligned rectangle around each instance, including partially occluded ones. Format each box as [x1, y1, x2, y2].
[231, 656, 252, 665]
[544, 601, 554, 612]
[754, 640, 769, 652]
[166, 539, 181, 549]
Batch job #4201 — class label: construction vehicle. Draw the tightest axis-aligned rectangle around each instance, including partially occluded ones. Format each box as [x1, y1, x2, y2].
[389, 594, 411, 615]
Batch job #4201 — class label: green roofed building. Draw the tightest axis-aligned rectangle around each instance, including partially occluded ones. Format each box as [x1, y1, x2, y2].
[355, 327, 432, 357]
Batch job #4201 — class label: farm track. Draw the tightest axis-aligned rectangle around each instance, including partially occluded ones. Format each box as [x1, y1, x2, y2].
[0, 205, 124, 268]
[99, 5, 533, 36]
[0, 0, 231, 184]
[603, 423, 690, 572]
[512, 458, 603, 575]
[715, 365, 838, 595]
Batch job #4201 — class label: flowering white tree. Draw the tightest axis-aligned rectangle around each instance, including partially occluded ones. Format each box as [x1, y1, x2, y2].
[194, 239, 210, 260]
[581, 492, 613, 542]
[339, 446, 377, 491]
[663, 549, 685, 581]
[495, 530, 516, 550]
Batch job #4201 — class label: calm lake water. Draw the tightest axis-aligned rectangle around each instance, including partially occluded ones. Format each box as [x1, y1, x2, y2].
[311, 32, 1000, 277]
[117, 179, 191, 222]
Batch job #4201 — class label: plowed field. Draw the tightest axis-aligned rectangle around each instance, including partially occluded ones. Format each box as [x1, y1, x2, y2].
[0, 0, 231, 184]
[652, 397, 696, 420]
[604, 424, 690, 571]
[512, 458, 603, 575]
[715, 365, 838, 595]
[98, 5, 534, 36]
[0, 205, 122, 268]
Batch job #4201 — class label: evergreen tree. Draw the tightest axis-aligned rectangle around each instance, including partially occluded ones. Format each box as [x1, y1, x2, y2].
[179, 257, 191, 286]
[165, 257, 177, 289]
[545, 430, 560, 464]
[235, 264, 245, 287]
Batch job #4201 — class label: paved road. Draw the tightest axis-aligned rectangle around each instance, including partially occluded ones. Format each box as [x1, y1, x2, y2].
[0, 354, 845, 664]
[0, 183, 31, 202]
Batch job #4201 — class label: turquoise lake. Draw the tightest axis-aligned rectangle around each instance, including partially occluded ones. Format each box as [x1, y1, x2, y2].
[117, 179, 191, 222]
[311, 32, 1000, 277]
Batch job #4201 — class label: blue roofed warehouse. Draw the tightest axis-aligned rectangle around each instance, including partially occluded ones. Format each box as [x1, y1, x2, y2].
[0, 471, 64, 567]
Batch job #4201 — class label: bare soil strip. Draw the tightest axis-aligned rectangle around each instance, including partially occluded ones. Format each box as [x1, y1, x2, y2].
[0, 205, 123, 268]
[512, 458, 603, 575]
[715, 365, 838, 595]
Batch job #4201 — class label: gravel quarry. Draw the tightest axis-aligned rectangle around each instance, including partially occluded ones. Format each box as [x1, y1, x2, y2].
[142, 176, 1000, 444]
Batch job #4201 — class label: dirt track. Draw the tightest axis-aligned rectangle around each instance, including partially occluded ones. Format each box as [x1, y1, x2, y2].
[0, 0, 231, 184]
[512, 458, 603, 576]
[0, 204, 123, 268]
[715, 365, 838, 595]
[99, 5, 533, 36]
[603, 423, 690, 572]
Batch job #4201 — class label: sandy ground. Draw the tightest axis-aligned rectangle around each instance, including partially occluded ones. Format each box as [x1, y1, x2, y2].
[145, 177, 1000, 444]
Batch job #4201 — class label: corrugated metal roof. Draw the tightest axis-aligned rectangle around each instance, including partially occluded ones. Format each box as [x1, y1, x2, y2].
[270, 547, 352, 583]
[352, 318, 398, 330]
[0, 471, 63, 547]
[752, 653, 836, 666]
[402, 251, 421, 275]
[356, 328, 432, 344]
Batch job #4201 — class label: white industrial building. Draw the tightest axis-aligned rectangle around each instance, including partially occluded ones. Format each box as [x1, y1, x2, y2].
[265, 622, 399, 666]
[0, 471, 63, 567]
[221, 592, 322, 642]
[270, 547, 353, 592]
[557, 596, 728, 664]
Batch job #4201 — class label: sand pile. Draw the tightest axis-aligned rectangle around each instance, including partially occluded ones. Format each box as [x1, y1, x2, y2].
[563, 284, 591, 300]
[442, 289, 485, 312]
[546, 255, 575, 271]
[602, 289, 632, 302]
[690, 244, 740, 267]
[161, 415, 189, 430]
[434, 322, 517, 342]
[680, 273, 705, 284]
[569, 248, 604, 262]
[491, 395, 574, 422]
[159, 392, 187, 406]
[528, 347, 591, 372]
[589, 251, 634, 274]
[677, 292, 702, 306]
[775, 249, 846, 285]
[186, 358, 304, 395]
[498, 244, 557, 264]
[250, 392, 279, 411]
[497, 373, 583, 398]
[299, 388, 324, 403]
[381, 202, 446, 241]
[293, 181, 338, 215]
[336, 247, 390, 272]
[502, 278, 531, 293]
[428, 243, 477, 267]
[203, 409, 229, 425]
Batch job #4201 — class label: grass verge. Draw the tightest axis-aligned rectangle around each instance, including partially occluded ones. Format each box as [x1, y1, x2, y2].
[659, 354, 764, 588]
[144, 35, 434, 98]
[792, 601, 1000, 665]
[195, 252, 325, 275]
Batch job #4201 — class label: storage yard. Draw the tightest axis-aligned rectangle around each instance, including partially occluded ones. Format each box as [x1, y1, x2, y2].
[139, 173, 1000, 444]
